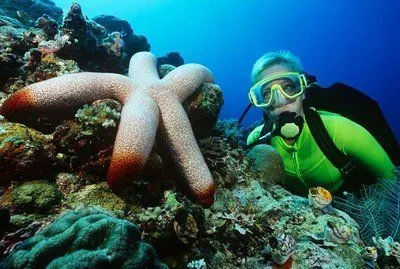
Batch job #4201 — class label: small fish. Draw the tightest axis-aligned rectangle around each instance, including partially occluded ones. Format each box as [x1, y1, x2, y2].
[324, 220, 351, 244]
[269, 233, 296, 265]
[308, 186, 332, 210]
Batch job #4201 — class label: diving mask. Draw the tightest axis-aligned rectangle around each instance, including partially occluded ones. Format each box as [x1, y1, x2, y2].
[248, 72, 308, 108]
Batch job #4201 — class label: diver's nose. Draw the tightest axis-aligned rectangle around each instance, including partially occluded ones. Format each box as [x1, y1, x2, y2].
[272, 87, 287, 105]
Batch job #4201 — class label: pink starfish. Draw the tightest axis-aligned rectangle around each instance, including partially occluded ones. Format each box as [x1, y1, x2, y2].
[0, 52, 216, 207]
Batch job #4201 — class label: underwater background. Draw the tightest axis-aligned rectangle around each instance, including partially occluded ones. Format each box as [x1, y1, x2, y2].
[54, 0, 400, 138]
[1, 0, 400, 268]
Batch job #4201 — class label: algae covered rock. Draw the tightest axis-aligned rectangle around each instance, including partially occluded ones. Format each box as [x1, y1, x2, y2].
[0, 122, 56, 185]
[52, 99, 121, 172]
[157, 52, 184, 67]
[295, 241, 364, 268]
[199, 136, 255, 188]
[67, 183, 126, 214]
[93, 14, 150, 71]
[158, 64, 224, 139]
[1, 207, 168, 269]
[9, 213, 42, 228]
[0, 179, 61, 229]
[204, 180, 367, 268]
[129, 190, 204, 262]
[92, 14, 133, 36]
[34, 14, 59, 39]
[184, 82, 224, 139]
[12, 180, 61, 213]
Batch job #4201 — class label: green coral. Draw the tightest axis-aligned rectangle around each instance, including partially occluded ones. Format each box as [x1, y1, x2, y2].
[137, 191, 182, 224]
[1, 207, 168, 269]
[10, 214, 42, 228]
[67, 183, 126, 214]
[75, 102, 121, 131]
[12, 180, 62, 213]
[132, 191, 196, 249]
[0, 122, 48, 148]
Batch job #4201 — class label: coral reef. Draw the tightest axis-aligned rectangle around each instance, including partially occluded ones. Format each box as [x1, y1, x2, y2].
[34, 14, 58, 39]
[52, 99, 121, 172]
[213, 118, 247, 148]
[0, 121, 56, 184]
[201, 179, 366, 268]
[199, 136, 256, 188]
[57, 3, 98, 66]
[1, 207, 168, 268]
[93, 14, 150, 71]
[0, 0, 63, 26]
[0, 25, 47, 88]
[1, 1, 151, 84]
[21, 51, 80, 88]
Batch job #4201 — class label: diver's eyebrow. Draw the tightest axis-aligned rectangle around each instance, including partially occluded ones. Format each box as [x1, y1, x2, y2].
[265, 79, 290, 87]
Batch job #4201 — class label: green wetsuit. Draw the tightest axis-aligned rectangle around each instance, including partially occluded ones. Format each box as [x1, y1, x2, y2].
[247, 110, 396, 196]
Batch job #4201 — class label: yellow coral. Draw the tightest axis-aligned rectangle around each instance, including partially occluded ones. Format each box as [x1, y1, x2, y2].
[41, 53, 57, 64]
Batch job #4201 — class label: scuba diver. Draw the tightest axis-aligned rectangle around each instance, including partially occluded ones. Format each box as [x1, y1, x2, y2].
[244, 50, 399, 196]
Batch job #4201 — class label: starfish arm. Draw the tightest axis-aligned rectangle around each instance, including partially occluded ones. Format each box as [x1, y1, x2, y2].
[0, 73, 133, 121]
[158, 96, 215, 207]
[107, 91, 159, 190]
[162, 64, 214, 103]
[128, 52, 160, 86]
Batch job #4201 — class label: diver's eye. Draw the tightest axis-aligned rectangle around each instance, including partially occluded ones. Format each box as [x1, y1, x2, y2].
[262, 86, 272, 100]
[284, 85, 296, 95]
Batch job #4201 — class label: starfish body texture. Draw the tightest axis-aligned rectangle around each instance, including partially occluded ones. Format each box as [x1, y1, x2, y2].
[0, 52, 216, 207]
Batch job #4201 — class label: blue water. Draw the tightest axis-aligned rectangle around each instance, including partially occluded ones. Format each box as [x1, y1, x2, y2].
[54, 0, 400, 139]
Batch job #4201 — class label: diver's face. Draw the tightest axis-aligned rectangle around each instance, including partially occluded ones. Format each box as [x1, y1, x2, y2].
[260, 64, 304, 123]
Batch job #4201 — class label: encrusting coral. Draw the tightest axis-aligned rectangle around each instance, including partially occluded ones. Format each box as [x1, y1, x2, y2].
[0, 207, 168, 269]
[0, 51, 216, 207]
[0, 120, 56, 184]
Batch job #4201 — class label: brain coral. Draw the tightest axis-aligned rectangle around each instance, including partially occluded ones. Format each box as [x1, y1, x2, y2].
[1, 207, 167, 269]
